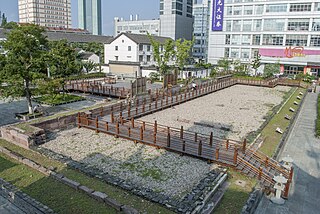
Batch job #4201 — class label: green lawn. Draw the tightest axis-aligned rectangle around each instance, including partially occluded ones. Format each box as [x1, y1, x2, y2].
[0, 139, 174, 214]
[214, 169, 257, 214]
[35, 94, 85, 106]
[259, 88, 306, 156]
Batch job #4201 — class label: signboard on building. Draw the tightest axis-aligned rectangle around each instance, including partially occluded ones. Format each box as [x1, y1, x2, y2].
[259, 47, 320, 58]
[212, 0, 224, 31]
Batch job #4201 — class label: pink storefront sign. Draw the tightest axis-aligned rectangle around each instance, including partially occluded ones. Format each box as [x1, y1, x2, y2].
[259, 47, 320, 58]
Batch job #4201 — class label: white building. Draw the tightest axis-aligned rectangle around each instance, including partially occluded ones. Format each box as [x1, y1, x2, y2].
[208, 0, 320, 76]
[18, 0, 72, 28]
[160, 0, 194, 40]
[105, 33, 172, 77]
[193, 0, 211, 61]
[114, 16, 160, 37]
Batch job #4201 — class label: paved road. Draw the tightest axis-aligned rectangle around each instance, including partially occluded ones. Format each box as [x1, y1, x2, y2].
[256, 89, 320, 214]
[0, 195, 25, 214]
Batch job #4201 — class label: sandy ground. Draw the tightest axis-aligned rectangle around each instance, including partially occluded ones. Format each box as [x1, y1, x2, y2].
[141, 85, 291, 140]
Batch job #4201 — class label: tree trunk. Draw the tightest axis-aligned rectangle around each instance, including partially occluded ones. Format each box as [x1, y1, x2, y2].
[24, 79, 33, 114]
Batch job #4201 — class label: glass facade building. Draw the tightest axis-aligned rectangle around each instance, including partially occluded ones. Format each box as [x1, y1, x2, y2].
[208, 0, 320, 76]
[78, 0, 102, 35]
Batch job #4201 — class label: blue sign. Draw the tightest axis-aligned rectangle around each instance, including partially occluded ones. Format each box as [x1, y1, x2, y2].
[212, 0, 224, 31]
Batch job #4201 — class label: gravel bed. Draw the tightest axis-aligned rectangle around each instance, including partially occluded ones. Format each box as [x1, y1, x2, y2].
[141, 85, 291, 141]
[41, 128, 216, 198]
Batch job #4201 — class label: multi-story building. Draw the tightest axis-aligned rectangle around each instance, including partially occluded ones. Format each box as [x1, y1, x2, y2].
[114, 16, 161, 36]
[104, 33, 172, 76]
[78, 0, 102, 35]
[208, 0, 320, 76]
[18, 0, 71, 28]
[160, 0, 194, 40]
[193, 0, 211, 61]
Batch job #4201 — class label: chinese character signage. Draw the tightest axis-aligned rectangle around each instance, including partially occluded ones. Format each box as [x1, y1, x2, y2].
[212, 0, 224, 31]
[259, 47, 320, 58]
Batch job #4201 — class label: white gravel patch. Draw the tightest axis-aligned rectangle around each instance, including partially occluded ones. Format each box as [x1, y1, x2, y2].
[141, 85, 291, 141]
[41, 128, 216, 198]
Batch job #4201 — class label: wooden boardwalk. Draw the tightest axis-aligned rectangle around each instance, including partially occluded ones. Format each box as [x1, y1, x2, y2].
[77, 76, 299, 198]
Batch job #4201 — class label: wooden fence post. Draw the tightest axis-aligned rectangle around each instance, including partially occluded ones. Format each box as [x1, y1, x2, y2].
[155, 98, 158, 109]
[265, 157, 269, 167]
[195, 133, 198, 142]
[140, 126, 144, 141]
[131, 118, 135, 128]
[209, 132, 213, 146]
[154, 121, 157, 133]
[116, 122, 119, 136]
[215, 148, 219, 160]
[233, 148, 238, 165]
[226, 139, 229, 150]
[198, 140, 202, 156]
[258, 167, 263, 180]
[142, 121, 146, 130]
[95, 117, 99, 133]
[180, 126, 183, 139]
[77, 112, 81, 128]
[182, 140, 186, 151]
[111, 112, 114, 123]
[128, 127, 131, 137]
[100, 107, 103, 117]
[128, 105, 131, 118]
[242, 139, 247, 153]
[167, 127, 171, 147]
[105, 122, 109, 131]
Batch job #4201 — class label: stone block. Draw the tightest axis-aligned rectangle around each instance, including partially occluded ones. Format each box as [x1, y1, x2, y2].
[122, 205, 139, 214]
[61, 177, 80, 190]
[37, 166, 50, 175]
[91, 191, 108, 202]
[22, 158, 37, 168]
[78, 185, 94, 195]
[51, 173, 64, 181]
[104, 197, 122, 211]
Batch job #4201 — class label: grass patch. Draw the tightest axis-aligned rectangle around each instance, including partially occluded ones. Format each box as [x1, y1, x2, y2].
[0, 139, 173, 214]
[316, 94, 320, 137]
[15, 123, 37, 133]
[35, 94, 85, 106]
[259, 88, 306, 156]
[233, 75, 264, 81]
[141, 168, 164, 181]
[214, 169, 257, 214]
[0, 154, 116, 214]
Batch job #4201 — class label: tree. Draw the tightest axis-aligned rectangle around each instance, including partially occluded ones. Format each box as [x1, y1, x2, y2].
[233, 60, 242, 72]
[148, 33, 175, 77]
[263, 61, 280, 78]
[251, 54, 261, 76]
[48, 40, 82, 95]
[3, 22, 18, 29]
[217, 58, 231, 72]
[1, 13, 7, 27]
[0, 24, 48, 114]
[174, 38, 194, 75]
[82, 60, 98, 73]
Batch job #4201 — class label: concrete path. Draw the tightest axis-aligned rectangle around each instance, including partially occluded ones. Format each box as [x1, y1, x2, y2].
[256, 89, 320, 214]
[0, 195, 25, 214]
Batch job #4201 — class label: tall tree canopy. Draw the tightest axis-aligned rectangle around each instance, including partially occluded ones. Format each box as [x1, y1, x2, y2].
[0, 24, 48, 114]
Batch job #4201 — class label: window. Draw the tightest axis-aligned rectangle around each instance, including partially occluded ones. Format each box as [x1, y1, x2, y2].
[241, 49, 250, 59]
[289, 3, 311, 12]
[253, 20, 262, 31]
[147, 55, 151, 62]
[312, 19, 320, 31]
[147, 45, 151, 51]
[225, 48, 230, 58]
[226, 20, 232, 31]
[263, 19, 285, 31]
[242, 35, 251, 45]
[230, 48, 240, 58]
[252, 49, 259, 58]
[225, 35, 231, 44]
[254, 5, 264, 15]
[233, 6, 242, 15]
[244, 6, 253, 15]
[285, 35, 308, 46]
[231, 35, 241, 45]
[226, 6, 232, 15]
[115, 46, 118, 51]
[252, 35, 261, 45]
[262, 34, 284, 46]
[315, 3, 320, 11]
[266, 4, 287, 13]
[287, 19, 309, 31]
[139, 44, 143, 51]
[310, 36, 320, 47]
[233, 20, 241, 31]
[128, 46, 131, 51]
[139, 55, 143, 62]
[243, 20, 252, 31]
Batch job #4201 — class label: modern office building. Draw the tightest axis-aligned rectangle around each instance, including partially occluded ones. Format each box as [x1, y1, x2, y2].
[208, 0, 320, 76]
[78, 0, 102, 35]
[18, 0, 72, 28]
[193, 0, 211, 61]
[114, 16, 161, 36]
[160, 0, 194, 40]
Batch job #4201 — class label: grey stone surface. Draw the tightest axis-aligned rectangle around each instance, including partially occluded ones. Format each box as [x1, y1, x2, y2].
[255, 89, 320, 214]
[60, 177, 80, 190]
[91, 191, 108, 202]
[0, 195, 25, 214]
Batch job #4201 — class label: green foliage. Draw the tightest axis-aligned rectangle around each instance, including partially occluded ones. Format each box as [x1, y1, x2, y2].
[148, 33, 175, 76]
[210, 67, 217, 77]
[316, 94, 320, 137]
[251, 54, 261, 76]
[195, 62, 213, 69]
[2, 22, 18, 29]
[217, 58, 231, 72]
[66, 72, 106, 81]
[0, 24, 48, 114]
[0, 12, 7, 27]
[175, 38, 194, 71]
[149, 72, 160, 82]
[82, 60, 98, 73]
[263, 61, 280, 78]
[35, 94, 84, 106]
